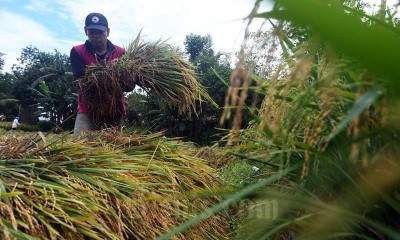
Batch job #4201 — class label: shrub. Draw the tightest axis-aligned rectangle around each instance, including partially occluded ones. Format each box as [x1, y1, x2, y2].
[37, 120, 53, 132]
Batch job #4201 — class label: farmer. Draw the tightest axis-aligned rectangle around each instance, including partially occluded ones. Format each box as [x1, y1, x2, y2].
[70, 12, 130, 134]
[11, 117, 20, 130]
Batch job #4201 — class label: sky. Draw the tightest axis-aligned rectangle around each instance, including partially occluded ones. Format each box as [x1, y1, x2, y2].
[0, 0, 267, 72]
[0, 0, 398, 73]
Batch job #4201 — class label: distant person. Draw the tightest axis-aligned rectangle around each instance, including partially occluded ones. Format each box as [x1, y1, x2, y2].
[70, 12, 129, 134]
[11, 117, 20, 130]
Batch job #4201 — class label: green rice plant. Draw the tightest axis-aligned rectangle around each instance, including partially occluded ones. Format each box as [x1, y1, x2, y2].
[0, 130, 229, 239]
[229, 0, 400, 238]
[161, 0, 400, 239]
[79, 33, 215, 125]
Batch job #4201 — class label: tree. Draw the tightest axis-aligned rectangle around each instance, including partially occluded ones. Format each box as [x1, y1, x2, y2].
[31, 51, 76, 130]
[0, 52, 4, 70]
[184, 34, 214, 62]
[0, 53, 19, 120]
[11, 46, 76, 128]
[183, 34, 233, 144]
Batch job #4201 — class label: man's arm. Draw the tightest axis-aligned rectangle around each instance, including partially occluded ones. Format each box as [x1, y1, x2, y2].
[70, 47, 86, 79]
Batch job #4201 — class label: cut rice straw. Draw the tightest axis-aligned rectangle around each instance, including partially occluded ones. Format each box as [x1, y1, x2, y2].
[79, 32, 215, 125]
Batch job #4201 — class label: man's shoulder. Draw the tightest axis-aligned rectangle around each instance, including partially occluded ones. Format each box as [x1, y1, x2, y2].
[109, 43, 125, 57]
[107, 40, 125, 52]
[113, 44, 124, 49]
[114, 44, 125, 53]
[72, 43, 86, 51]
[70, 45, 83, 61]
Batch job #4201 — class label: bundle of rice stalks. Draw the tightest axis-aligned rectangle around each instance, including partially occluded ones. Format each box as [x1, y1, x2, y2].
[0, 130, 229, 239]
[79, 33, 214, 125]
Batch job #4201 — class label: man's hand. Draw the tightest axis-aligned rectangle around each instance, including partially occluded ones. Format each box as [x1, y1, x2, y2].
[121, 75, 136, 92]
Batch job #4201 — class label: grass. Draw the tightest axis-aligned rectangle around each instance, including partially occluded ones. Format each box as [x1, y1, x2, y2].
[219, 159, 263, 188]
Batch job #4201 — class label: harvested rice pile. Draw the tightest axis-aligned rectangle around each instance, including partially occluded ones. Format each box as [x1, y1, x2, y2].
[0, 130, 229, 239]
[79, 34, 214, 125]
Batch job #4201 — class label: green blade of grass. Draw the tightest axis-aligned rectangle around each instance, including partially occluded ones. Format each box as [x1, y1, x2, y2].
[328, 86, 382, 141]
[156, 164, 300, 240]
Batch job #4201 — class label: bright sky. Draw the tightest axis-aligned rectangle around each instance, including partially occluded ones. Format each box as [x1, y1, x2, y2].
[0, 0, 266, 72]
[0, 0, 397, 73]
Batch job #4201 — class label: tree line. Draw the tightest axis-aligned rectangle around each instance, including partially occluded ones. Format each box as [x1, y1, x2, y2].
[0, 34, 252, 145]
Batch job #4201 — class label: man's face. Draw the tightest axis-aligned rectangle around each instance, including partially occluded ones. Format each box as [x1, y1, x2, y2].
[86, 28, 109, 49]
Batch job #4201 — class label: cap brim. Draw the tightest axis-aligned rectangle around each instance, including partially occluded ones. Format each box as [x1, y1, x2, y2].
[85, 25, 107, 31]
